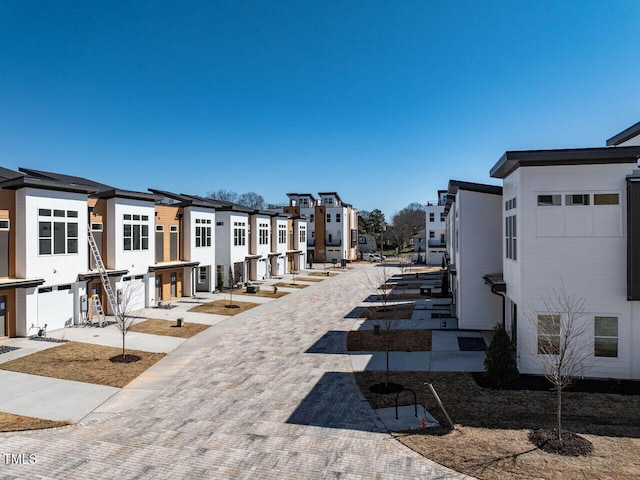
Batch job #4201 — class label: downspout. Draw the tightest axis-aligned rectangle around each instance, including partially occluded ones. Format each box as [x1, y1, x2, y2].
[488, 285, 506, 328]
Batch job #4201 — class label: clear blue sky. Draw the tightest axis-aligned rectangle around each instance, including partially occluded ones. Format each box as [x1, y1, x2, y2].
[2, 1, 639, 219]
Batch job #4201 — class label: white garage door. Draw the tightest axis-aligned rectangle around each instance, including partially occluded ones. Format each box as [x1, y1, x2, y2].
[38, 286, 74, 331]
[119, 277, 146, 312]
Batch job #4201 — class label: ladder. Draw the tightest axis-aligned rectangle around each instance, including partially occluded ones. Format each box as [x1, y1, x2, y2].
[87, 226, 120, 320]
[90, 294, 107, 327]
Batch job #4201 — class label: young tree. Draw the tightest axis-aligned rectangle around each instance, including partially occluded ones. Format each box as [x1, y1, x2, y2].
[528, 283, 593, 441]
[228, 265, 235, 306]
[114, 281, 144, 361]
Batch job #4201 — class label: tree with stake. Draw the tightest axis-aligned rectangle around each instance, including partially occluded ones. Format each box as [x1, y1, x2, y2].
[112, 282, 143, 363]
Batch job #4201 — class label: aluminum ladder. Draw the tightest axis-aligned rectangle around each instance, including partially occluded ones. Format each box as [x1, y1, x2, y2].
[90, 294, 107, 327]
[87, 226, 120, 320]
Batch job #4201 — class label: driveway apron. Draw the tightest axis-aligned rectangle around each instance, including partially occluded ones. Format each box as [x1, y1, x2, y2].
[0, 265, 471, 479]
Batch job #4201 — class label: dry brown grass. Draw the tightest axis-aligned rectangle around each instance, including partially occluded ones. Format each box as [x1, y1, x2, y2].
[273, 282, 309, 289]
[0, 412, 70, 432]
[347, 330, 431, 351]
[238, 290, 290, 298]
[296, 277, 325, 282]
[0, 342, 165, 388]
[189, 299, 260, 315]
[308, 271, 340, 277]
[129, 319, 210, 338]
[360, 303, 414, 320]
[355, 371, 640, 480]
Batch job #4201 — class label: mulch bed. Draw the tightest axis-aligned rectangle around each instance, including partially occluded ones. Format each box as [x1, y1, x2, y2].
[360, 303, 415, 320]
[473, 372, 640, 395]
[528, 428, 593, 456]
[0, 346, 20, 354]
[347, 329, 432, 352]
[110, 354, 141, 363]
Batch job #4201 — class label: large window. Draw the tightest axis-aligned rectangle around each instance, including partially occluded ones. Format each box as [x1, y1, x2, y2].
[537, 314, 561, 354]
[233, 221, 246, 246]
[336, 213, 341, 223]
[429, 213, 435, 222]
[278, 224, 287, 244]
[195, 219, 212, 247]
[594, 316, 618, 357]
[506, 215, 516, 260]
[440, 212, 446, 222]
[300, 227, 306, 244]
[258, 222, 269, 245]
[326, 213, 331, 223]
[123, 214, 149, 251]
[39, 209, 78, 255]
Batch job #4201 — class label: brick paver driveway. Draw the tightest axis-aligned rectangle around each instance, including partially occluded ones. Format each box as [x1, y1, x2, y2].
[0, 265, 470, 479]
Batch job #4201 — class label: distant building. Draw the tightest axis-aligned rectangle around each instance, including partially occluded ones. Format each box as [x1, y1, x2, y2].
[358, 233, 377, 253]
[425, 190, 447, 265]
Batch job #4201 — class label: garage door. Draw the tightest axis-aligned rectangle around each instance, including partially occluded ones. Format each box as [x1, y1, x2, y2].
[38, 286, 74, 332]
[119, 277, 147, 312]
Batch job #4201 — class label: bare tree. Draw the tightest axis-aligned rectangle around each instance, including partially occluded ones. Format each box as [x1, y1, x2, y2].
[114, 281, 144, 361]
[238, 192, 265, 210]
[363, 265, 399, 389]
[207, 189, 240, 204]
[527, 283, 594, 441]
[228, 265, 235, 306]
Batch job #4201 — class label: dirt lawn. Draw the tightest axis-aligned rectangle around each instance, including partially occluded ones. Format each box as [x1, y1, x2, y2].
[360, 303, 415, 320]
[347, 330, 431, 351]
[188, 299, 260, 315]
[0, 412, 70, 432]
[0, 342, 165, 388]
[273, 282, 309, 289]
[355, 371, 640, 480]
[129, 319, 210, 338]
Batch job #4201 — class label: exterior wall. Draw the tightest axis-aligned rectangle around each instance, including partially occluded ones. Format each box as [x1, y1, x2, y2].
[313, 205, 327, 262]
[456, 190, 503, 330]
[504, 163, 640, 379]
[16, 287, 38, 336]
[184, 206, 215, 292]
[154, 205, 181, 263]
[426, 204, 446, 265]
[0, 190, 16, 277]
[214, 211, 249, 286]
[88, 198, 108, 267]
[250, 213, 272, 280]
[106, 198, 155, 275]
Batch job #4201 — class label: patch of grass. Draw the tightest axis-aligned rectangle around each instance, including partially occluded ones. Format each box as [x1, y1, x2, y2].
[355, 371, 640, 480]
[188, 299, 260, 315]
[347, 329, 431, 351]
[129, 319, 210, 338]
[360, 303, 415, 320]
[0, 342, 165, 388]
[239, 290, 290, 298]
[273, 282, 309, 289]
[296, 277, 325, 282]
[308, 271, 340, 277]
[0, 412, 70, 432]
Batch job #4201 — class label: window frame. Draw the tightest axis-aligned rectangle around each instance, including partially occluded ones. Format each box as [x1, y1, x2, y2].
[594, 316, 618, 358]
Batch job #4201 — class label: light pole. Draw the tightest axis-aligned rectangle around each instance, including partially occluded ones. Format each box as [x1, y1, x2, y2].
[380, 221, 386, 261]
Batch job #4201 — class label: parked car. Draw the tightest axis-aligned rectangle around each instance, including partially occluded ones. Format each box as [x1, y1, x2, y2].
[363, 253, 385, 262]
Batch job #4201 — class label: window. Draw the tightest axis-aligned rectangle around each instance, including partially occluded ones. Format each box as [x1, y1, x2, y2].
[123, 214, 149, 251]
[505, 197, 517, 210]
[258, 222, 269, 245]
[233, 221, 246, 246]
[156, 225, 164, 232]
[538, 195, 561, 206]
[278, 224, 287, 244]
[310, 214, 314, 223]
[91, 223, 103, 231]
[429, 213, 435, 222]
[566, 194, 590, 206]
[216, 221, 224, 226]
[537, 314, 561, 354]
[195, 219, 212, 247]
[506, 215, 516, 260]
[300, 228, 306, 243]
[327, 214, 331, 223]
[38, 209, 78, 255]
[199, 267, 207, 283]
[336, 213, 341, 223]
[594, 316, 618, 357]
[170, 225, 178, 233]
[429, 231, 435, 238]
[440, 213, 446, 222]
[0, 220, 9, 230]
[594, 193, 619, 205]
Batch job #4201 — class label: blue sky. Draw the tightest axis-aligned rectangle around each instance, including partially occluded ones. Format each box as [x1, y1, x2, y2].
[1, 1, 639, 218]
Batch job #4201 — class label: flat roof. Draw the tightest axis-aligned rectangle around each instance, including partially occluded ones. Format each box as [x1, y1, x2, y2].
[490, 146, 640, 179]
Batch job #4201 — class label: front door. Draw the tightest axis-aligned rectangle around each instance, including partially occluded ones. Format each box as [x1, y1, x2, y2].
[156, 274, 162, 301]
[170, 272, 177, 298]
[0, 295, 6, 337]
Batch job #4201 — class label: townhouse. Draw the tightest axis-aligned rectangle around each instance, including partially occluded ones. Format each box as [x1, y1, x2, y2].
[488, 133, 640, 379]
[424, 190, 447, 265]
[283, 192, 358, 263]
[444, 180, 503, 331]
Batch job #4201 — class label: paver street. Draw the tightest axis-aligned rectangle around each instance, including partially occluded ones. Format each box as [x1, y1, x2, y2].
[0, 265, 471, 479]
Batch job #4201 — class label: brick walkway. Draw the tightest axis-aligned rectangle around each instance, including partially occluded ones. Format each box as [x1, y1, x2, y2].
[0, 265, 472, 479]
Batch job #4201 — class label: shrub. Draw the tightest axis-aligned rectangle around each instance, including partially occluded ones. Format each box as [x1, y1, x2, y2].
[484, 323, 519, 387]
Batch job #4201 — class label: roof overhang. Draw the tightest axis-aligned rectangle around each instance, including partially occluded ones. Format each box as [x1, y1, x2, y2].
[490, 146, 640, 179]
[607, 121, 640, 146]
[0, 277, 46, 290]
[77, 269, 129, 281]
[92, 189, 161, 202]
[0, 176, 98, 194]
[148, 261, 199, 272]
[483, 274, 506, 293]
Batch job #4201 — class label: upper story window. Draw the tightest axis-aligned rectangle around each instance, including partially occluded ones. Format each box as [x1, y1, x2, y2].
[440, 213, 446, 222]
[505, 215, 516, 260]
[322, 197, 334, 206]
[0, 219, 9, 231]
[429, 213, 435, 222]
[300, 198, 309, 206]
[326, 213, 331, 223]
[233, 221, 246, 246]
[123, 213, 149, 251]
[300, 227, 306, 244]
[336, 213, 341, 223]
[310, 214, 314, 223]
[429, 231, 435, 238]
[566, 194, 590, 206]
[505, 197, 517, 210]
[195, 219, 212, 247]
[278, 224, 287, 244]
[258, 222, 269, 245]
[39, 209, 78, 255]
[537, 195, 561, 206]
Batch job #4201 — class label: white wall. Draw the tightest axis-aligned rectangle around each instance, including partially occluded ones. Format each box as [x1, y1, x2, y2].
[215, 211, 249, 285]
[106, 198, 155, 275]
[457, 189, 503, 330]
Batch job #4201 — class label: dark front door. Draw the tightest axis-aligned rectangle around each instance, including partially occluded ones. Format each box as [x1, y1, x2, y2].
[156, 274, 162, 301]
[0, 295, 6, 337]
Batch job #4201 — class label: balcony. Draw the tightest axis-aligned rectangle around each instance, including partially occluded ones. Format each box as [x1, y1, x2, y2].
[428, 240, 446, 248]
[325, 239, 342, 246]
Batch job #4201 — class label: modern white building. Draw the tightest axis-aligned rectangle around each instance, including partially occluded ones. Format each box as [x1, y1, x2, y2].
[489, 138, 640, 379]
[425, 189, 448, 265]
[444, 180, 503, 331]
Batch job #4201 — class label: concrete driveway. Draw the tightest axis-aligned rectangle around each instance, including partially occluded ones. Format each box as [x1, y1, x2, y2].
[0, 265, 472, 479]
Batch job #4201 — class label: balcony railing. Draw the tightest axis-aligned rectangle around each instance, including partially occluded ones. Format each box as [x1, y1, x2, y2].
[428, 240, 446, 248]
